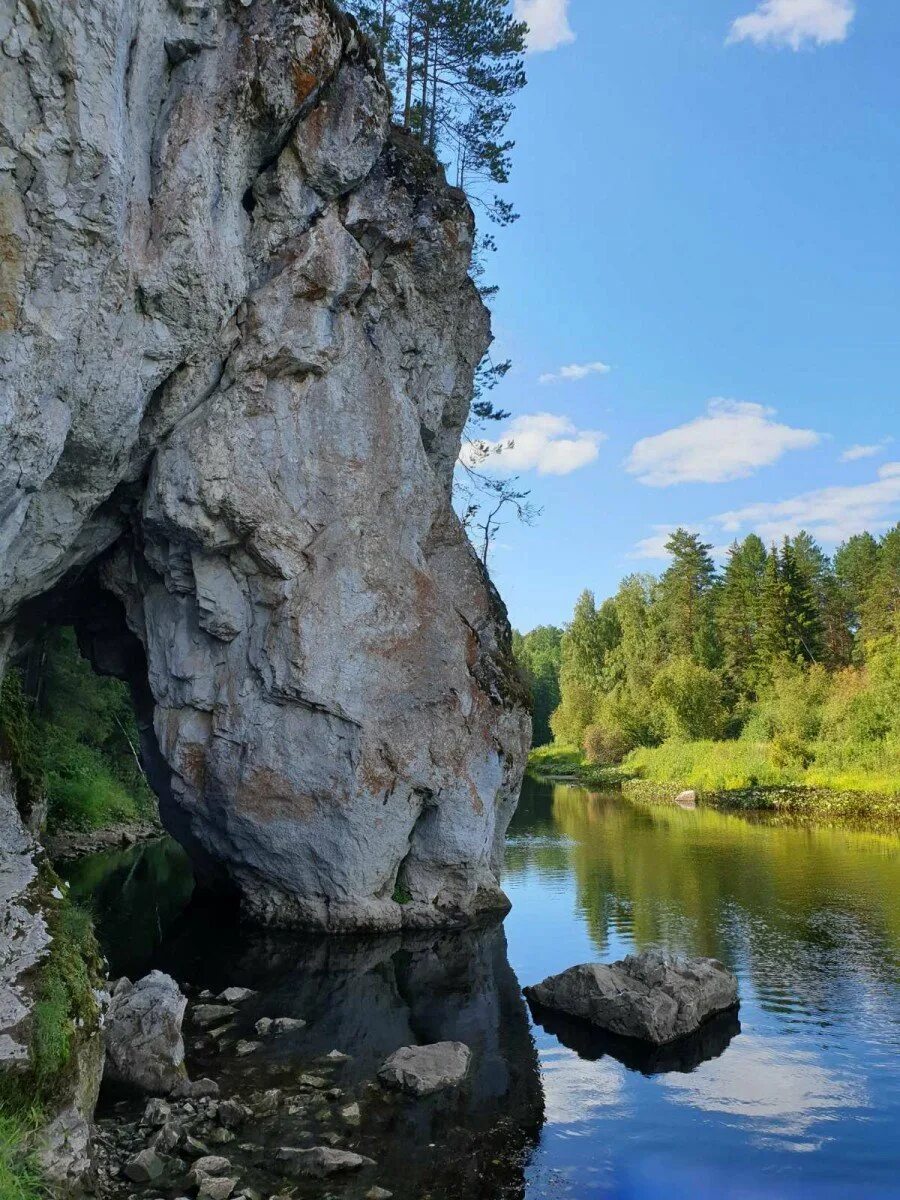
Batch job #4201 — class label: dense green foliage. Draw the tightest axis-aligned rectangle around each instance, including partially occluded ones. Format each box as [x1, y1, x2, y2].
[529, 525, 900, 796]
[512, 626, 561, 745]
[5, 628, 155, 831]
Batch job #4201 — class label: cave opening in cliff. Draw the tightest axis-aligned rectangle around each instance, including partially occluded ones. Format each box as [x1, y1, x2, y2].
[8, 574, 166, 841]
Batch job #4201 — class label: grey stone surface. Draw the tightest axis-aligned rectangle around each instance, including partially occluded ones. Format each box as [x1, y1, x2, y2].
[276, 1145, 374, 1178]
[0, 764, 49, 1069]
[0, 0, 530, 932]
[378, 1041, 471, 1096]
[525, 949, 739, 1046]
[104, 971, 188, 1093]
[124, 1147, 165, 1182]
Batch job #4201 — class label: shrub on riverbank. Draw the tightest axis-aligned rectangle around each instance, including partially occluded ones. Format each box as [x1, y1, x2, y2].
[527, 743, 630, 788]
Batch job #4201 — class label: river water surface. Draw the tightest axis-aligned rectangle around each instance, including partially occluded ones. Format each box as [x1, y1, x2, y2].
[65, 778, 900, 1199]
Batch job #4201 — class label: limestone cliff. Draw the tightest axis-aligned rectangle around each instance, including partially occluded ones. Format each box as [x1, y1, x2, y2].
[0, 0, 531, 928]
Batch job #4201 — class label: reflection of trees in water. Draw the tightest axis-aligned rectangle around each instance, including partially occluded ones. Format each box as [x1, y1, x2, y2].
[512, 778, 900, 1021]
[62, 838, 194, 979]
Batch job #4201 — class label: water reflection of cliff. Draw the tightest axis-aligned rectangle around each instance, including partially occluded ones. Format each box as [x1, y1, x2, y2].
[507, 779, 900, 1025]
[81, 852, 544, 1200]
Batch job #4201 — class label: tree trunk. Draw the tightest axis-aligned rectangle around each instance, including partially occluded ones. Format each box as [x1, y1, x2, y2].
[420, 17, 430, 143]
[403, 2, 415, 127]
[429, 36, 438, 148]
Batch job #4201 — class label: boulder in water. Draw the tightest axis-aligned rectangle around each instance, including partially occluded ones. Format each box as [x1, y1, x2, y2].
[524, 950, 738, 1046]
[378, 1041, 471, 1096]
[104, 972, 187, 1094]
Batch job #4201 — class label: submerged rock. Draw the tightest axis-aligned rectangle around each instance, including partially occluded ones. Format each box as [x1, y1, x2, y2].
[104, 972, 188, 1093]
[524, 950, 739, 1046]
[378, 1042, 471, 1096]
[276, 1146, 374, 1178]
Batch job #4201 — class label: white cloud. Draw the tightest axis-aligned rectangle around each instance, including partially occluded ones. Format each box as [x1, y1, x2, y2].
[629, 527, 682, 560]
[625, 399, 821, 487]
[539, 360, 611, 385]
[714, 462, 900, 545]
[728, 0, 855, 50]
[840, 439, 893, 462]
[461, 413, 605, 476]
[514, 0, 575, 53]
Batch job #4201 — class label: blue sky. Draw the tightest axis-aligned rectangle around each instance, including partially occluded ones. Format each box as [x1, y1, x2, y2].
[472, 0, 900, 631]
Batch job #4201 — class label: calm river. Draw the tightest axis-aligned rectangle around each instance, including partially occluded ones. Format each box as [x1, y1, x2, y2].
[65, 778, 900, 1199]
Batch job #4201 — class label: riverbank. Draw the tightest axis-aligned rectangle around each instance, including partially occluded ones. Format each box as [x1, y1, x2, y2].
[527, 742, 900, 823]
[526, 744, 630, 788]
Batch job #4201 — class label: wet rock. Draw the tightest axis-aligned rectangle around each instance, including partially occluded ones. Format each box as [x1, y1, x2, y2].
[143, 1098, 171, 1127]
[189, 1155, 233, 1182]
[104, 972, 187, 1094]
[524, 949, 739, 1046]
[276, 1146, 374, 1178]
[255, 1016, 306, 1038]
[193, 1004, 238, 1028]
[236, 1040, 262, 1056]
[250, 1089, 282, 1116]
[153, 1123, 183, 1154]
[339, 1102, 361, 1127]
[324, 1049, 351, 1063]
[297, 1073, 327, 1089]
[174, 1077, 220, 1099]
[378, 1042, 471, 1097]
[218, 1099, 250, 1129]
[366, 1189, 394, 1200]
[198, 1178, 238, 1200]
[217, 988, 256, 1004]
[124, 1147, 165, 1182]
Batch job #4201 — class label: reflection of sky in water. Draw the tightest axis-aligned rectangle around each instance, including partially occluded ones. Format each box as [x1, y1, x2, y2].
[505, 780, 900, 1199]
[662, 1036, 865, 1143]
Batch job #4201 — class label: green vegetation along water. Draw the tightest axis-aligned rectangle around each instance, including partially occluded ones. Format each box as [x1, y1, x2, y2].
[65, 776, 900, 1199]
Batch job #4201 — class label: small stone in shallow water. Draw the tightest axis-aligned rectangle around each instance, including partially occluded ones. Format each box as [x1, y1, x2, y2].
[339, 1102, 361, 1127]
[198, 1178, 238, 1200]
[276, 1146, 374, 1178]
[323, 1049, 351, 1062]
[378, 1042, 471, 1097]
[193, 1004, 237, 1028]
[218, 1099, 250, 1128]
[217, 987, 256, 1004]
[366, 1189, 394, 1200]
[235, 1040, 263, 1056]
[190, 1155, 233, 1177]
[297, 1073, 327, 1089]
[124, 1148, 164, 1182]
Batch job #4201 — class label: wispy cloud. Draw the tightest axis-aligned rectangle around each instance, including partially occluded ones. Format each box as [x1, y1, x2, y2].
[539, 360, 611, 385]
[514, 0, 575, 53]
[840, 439, 893, 462]
[626, 399, 820, 487]
[461, 413, 605, 476]
[728, 0, 855, 50]
[715, 462, 900, 545]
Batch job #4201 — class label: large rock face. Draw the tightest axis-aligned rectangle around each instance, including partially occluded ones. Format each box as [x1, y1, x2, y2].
[0, 0, 530, 928]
